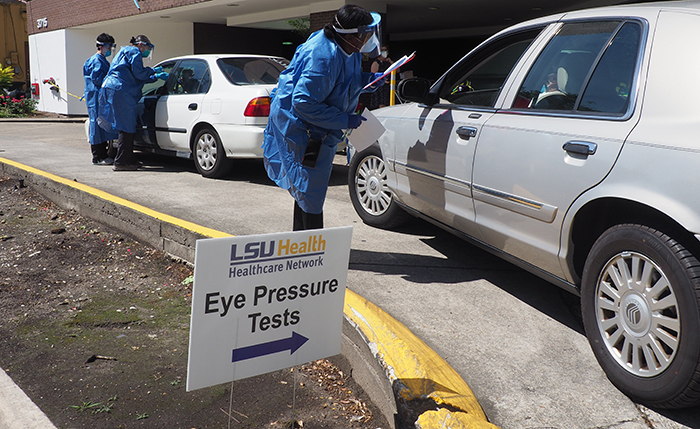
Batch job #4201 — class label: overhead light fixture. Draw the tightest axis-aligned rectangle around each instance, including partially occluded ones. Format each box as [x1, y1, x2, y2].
[427, 6, 439, 10]
[282, 41, 293, 45]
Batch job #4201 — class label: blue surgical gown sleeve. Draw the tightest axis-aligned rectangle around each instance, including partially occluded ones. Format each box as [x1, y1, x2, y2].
[129, 52, 158, 83]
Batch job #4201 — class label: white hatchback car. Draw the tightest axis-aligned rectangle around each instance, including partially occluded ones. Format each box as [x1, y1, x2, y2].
[136, 54, 287, 178]
[348, 1, 700, 408]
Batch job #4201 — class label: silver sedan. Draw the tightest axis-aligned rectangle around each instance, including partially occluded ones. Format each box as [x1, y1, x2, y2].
[348, 0, 700, 409]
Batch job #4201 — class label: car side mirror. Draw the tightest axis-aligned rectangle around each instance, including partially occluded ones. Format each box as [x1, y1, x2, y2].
[397, 78, 436, 105]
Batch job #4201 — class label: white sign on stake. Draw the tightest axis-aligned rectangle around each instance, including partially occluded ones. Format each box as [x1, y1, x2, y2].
[186, 226, 353, 391]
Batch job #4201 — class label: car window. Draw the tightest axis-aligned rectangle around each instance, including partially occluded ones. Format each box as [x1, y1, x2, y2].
[217, 57, 288, 85]
[514, 20, 641, 114]
[578, 22, 641, 115]
[439, 29, 542, 108]
[167, 59, 210, 95]
[141, 61, 176, 96]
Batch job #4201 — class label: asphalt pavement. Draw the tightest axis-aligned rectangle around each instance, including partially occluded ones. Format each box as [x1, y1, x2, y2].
[1, 119, 700, 428]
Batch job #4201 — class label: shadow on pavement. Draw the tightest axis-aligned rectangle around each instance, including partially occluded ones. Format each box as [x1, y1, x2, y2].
[349, 217, 587, 336]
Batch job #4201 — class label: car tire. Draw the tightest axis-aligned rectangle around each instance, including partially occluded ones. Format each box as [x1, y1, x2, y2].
[193, 127, 232, 179]
[581, 224, 700, 408]
[348, 145, 408, 228]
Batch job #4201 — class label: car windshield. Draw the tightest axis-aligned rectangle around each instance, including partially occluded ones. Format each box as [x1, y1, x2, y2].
[217, 57, 288, 85]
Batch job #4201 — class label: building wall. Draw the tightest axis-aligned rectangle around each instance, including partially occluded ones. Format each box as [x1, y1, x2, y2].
[310, 10, 336, 32]
[24, 0, 205, 36]
[29, 30, 69, 113]
[1, 1, 29, 89]
[30, 21, 193, 114]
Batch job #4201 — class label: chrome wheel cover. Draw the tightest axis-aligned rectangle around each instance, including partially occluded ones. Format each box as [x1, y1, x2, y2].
[595, 251, 680, 377]
[355, 155, 392, 216]
[195, 133, 217, 171]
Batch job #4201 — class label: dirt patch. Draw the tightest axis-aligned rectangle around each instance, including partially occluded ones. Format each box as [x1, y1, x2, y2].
[0, 177, 391, 429]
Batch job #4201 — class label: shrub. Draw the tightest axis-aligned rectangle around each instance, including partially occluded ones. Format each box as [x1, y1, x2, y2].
[0, 94, 38, 117]
[0, 66, 14, 93]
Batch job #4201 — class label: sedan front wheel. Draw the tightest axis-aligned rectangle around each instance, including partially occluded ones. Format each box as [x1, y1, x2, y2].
[348, 145, 408, 228]
[581, 224, 700, 408]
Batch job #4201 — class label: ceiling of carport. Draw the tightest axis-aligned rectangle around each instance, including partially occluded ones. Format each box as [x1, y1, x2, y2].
[141, 0, 659, 40]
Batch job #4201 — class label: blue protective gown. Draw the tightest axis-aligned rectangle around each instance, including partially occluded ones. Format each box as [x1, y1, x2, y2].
[83, 53, 118, 144]
[98, 46, 157, 134]
[262, 30, 376, 214]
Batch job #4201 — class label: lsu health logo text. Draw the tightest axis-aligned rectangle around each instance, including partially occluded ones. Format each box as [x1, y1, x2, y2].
[229, 234, 326, 278]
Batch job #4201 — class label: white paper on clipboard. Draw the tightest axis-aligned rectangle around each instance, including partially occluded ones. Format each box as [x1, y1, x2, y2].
[346, 108, 385, 153]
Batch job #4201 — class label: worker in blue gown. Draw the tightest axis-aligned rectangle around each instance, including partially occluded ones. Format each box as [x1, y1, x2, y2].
[98, 35, 168, 171]
[262, 4, 385, 231]
[83, 33, 118, 165]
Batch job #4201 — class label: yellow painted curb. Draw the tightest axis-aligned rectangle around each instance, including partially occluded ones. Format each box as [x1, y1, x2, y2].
[2, 157, 497, 428]
[0, 157, 231, 239]
[344, 289, 499, 428]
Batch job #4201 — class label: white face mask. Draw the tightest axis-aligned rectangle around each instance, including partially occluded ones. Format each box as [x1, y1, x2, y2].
[381, 50, 388, 58]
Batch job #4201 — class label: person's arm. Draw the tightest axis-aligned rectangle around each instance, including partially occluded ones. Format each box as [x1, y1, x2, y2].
[129, 51, 157, 83]
[370, 60, 380, 73]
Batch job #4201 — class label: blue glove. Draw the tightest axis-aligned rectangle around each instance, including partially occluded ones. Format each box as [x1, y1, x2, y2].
[155, 72, 169, 81]
[371, 72, 387, 87]
[152, 66, 163, 73]
[348, 114, 367, 129]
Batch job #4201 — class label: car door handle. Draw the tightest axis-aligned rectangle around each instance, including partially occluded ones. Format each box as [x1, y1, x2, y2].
[563, 141, 597, 156]
[456, 126, 477, 140]
[188, 103, 198, 111]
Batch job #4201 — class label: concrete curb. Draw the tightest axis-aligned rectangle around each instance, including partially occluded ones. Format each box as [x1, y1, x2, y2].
[0, 157, 498, 429]
[0, 117, 86, 123]
[345, 290, 499, 429]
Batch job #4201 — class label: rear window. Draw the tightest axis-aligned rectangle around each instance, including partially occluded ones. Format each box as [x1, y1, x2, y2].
[217, 57, 288, 85]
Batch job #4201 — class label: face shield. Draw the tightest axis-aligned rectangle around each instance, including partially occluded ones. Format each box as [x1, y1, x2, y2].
[334, 12, 382, 57]
[137, 42, 155, 61]
[97, 42, 116, 57]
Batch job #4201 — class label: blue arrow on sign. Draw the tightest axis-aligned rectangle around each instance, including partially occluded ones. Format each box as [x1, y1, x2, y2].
[232, 332, 309, 363]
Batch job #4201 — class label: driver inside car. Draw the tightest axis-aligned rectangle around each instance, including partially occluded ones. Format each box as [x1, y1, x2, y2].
[176, 68, 199, 93]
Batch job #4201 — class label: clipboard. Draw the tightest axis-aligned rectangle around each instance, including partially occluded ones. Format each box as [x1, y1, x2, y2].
[363, 51, 416, 90]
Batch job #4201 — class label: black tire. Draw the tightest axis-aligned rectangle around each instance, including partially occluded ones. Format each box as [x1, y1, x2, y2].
[581, 224, 700, 408]
[348, 145, 408, 228]
[193, 127, 232, 179]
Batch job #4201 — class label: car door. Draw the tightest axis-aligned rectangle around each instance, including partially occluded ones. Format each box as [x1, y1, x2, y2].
[473, 20, 645, 278]
[154, 59, 211, 153]
[137, 60, 176, 147]
[391, 28, 544, 238]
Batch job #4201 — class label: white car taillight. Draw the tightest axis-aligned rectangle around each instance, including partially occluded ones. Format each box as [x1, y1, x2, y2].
[244, 97, 271, 117]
